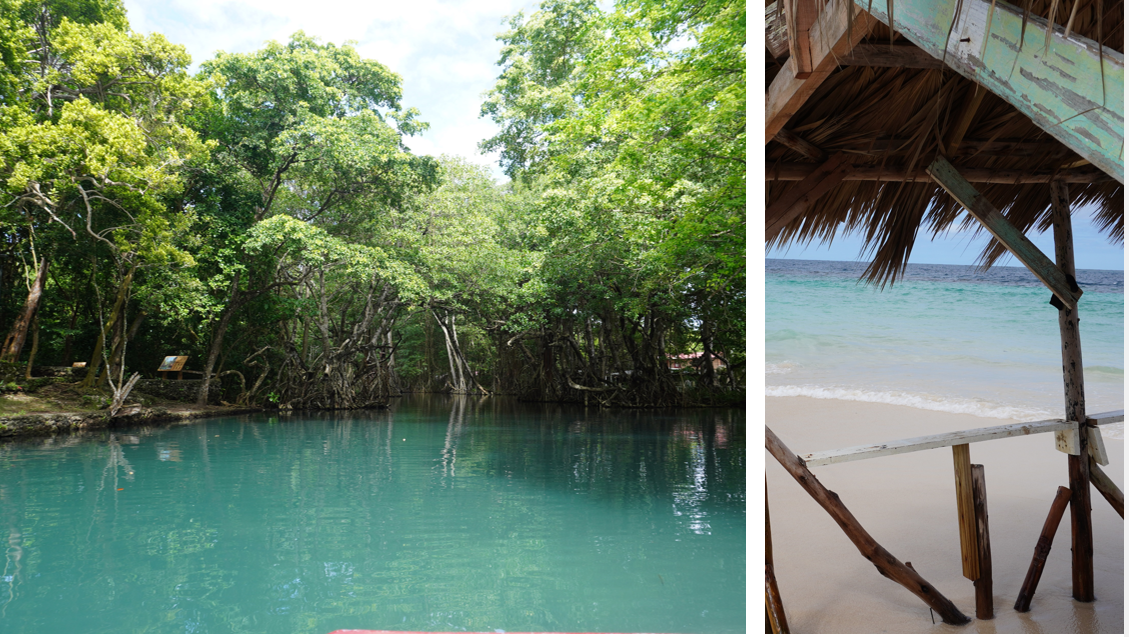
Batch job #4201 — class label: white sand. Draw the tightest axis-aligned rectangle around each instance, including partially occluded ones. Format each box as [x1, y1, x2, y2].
[765, 396, 1124, 634]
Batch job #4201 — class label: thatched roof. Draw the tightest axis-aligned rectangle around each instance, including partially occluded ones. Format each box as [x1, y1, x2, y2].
[766, 0, 1124, 284]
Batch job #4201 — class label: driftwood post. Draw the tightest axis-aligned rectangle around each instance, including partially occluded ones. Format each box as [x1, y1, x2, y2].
[766, 479, 790, 633]
[970, 464, 993, 619]
[765, 426, 971, 625]
[1051, 180, 1094, 602]
[1014, 486, 1072, 612]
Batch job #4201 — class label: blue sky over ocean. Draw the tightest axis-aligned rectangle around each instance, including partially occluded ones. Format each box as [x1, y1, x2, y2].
[766, 204, 1124, 271]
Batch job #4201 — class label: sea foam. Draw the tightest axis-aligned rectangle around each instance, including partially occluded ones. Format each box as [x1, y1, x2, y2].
[765, 384, 1058, 422]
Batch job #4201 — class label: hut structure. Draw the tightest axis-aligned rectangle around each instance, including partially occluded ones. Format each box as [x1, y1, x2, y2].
[764, 0, 1123, 631]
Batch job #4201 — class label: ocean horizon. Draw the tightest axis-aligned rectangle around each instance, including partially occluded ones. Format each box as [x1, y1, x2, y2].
[766, 258, 1125, 438]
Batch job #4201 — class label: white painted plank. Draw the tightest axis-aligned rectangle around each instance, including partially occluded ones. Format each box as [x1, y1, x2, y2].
[801, 419, 1077, 467]
[1085, 410, 1124, 427]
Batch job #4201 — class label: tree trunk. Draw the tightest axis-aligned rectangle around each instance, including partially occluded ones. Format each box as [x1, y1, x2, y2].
[61, 298, 78, 365]
[0, 257, 49, 363]
[197, 301, 238, 406]
[82, 266, 134, 388]
[23, 314, 39, 380]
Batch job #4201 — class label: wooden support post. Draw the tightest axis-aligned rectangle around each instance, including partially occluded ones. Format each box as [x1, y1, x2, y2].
[971, 464, 993, 620]
[1014, 487, 1072, 612]
[1089, 461, 1125, 519]
[1051, 180, 1094, 603]
[952, 444, 980, 580]
[927, 157, 1083, 309]
[783, 0, 818, 78]
[766, 426, 971, 625]
[766, 478, 790, 633]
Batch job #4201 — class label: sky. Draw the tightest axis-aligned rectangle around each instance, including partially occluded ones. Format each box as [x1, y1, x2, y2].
[765, 209, 1125, 271]
[122, 0, 546, 180]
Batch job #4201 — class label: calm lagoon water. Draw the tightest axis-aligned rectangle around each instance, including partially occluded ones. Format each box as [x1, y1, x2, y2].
[767, 259, 1124, 435]
[0, 395, 745, 633]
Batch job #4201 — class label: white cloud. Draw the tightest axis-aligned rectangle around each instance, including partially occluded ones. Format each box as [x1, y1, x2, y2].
[123, 0, 535, 179]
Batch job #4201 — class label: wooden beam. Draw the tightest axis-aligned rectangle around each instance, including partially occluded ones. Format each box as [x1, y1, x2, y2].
[971, 464, 993, 620]
[773, 128, 827, 161]
[766, 153, 852, 236]
[953, 444, 980, 580]
[765, 426, 971, 625]
[944, 85, 988, 158]
[836, 42, 944, 69]
[1014, 486, 1072, 612]
[1088, 461, 1125, 519]
[799, 418, 1076, 467]
[851, 0, 1124, 183]
[927, 156, 1082, 309]
[767, 0, 876, 142]
[766, 163, 1110, 183]
[783, 0, 818, 78]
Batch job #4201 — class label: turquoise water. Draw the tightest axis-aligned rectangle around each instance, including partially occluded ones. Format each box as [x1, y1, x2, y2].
[0, 396, 745, 633]
[766, 259, 1124, 431]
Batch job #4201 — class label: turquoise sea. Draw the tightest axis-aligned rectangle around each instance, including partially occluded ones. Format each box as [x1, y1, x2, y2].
[0, 397, 745, 633]
[766, 259, 1124, 437]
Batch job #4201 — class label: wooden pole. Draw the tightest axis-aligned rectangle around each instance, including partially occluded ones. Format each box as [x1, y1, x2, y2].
[766, 565, 789, 634]
[766, 478, 790, 633]
[971, 464, 993, 619]
[765, 426, 971, 625]
[952, 444, 980, 580]
[1050, 180, 1094, 602]
[1014, 487, 1072, 612]
[1088, 461, 1125, 519]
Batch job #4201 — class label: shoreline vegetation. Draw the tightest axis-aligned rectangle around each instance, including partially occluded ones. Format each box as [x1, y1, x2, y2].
[0, 2, 746, 415]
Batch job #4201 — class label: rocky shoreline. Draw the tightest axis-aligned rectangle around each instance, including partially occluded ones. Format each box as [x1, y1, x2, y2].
[0, 405, 262, 440]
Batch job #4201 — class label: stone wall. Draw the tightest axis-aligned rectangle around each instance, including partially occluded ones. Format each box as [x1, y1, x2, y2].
[134, 379, 219, 404]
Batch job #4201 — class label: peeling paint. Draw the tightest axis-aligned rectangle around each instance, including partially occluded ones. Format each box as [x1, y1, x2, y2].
[853, 0, 1124, 183]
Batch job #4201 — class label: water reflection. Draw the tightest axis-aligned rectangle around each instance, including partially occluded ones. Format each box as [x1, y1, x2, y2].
[0, 395, 744, 633]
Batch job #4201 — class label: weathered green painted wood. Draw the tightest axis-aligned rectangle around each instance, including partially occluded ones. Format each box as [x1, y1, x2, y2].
[852, 0, 1124, 183]
[927, 156, 1082, 309]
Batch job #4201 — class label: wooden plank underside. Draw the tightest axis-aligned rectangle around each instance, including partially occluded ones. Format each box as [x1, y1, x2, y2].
[852, 0, 1124, 183]
[766, 0, 875, 141]
[926, 156, 1082, 309]
[800, 418, 1076, 467]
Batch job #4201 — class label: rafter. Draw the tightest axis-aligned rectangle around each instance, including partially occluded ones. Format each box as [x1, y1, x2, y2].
[766, 0, 876, 142]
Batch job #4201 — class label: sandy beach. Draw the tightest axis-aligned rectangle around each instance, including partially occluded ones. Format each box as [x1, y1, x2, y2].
[765, 396, 1124, 634]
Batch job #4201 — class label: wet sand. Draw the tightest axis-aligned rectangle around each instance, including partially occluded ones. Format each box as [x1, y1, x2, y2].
[765, 396, 1124, 634]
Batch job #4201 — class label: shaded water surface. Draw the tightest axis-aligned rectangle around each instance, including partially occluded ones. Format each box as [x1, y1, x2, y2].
[0, 395, 745, 633]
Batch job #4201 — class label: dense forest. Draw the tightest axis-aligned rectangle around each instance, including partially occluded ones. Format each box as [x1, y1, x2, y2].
[0, 0, 745, 410]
